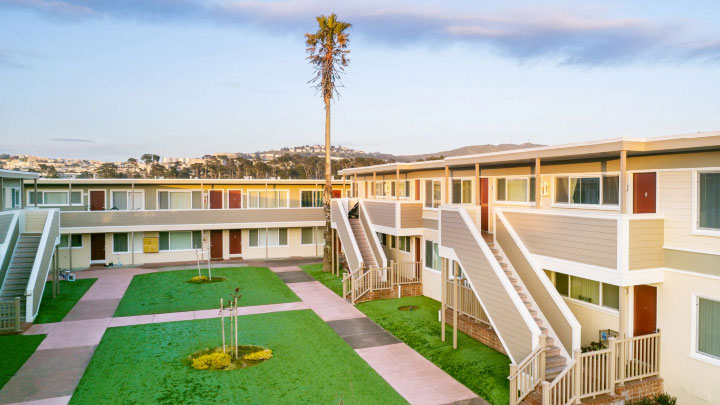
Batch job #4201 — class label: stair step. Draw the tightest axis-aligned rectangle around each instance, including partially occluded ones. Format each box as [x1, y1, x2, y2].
[546, 345, 561, 357]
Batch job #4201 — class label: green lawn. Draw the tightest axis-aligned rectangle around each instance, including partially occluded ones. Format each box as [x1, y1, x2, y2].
[34, 279, 97, 324]
[71, 310, 405, 404]
[114, 267, 300, 317]
[0, 334, 45, 389]
[357, 296, 511, 405]
[299, 263, 343, 296]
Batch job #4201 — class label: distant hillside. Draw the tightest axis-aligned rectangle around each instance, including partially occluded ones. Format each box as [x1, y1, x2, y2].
[393, 143, 544, 162]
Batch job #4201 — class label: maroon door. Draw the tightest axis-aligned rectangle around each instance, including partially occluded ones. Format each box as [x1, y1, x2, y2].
[633, 173, 656, 214]
[229, 229, 242, 255]
[90, 233, 105, 261]
[480, 178, 489, 231]
[210, 230, 223, 260]
[209, 190, 223, 209]
[229, 190, 242, 209]
[634, 285, 657, 335]
[332, 190, 341, 198]
[414, 237, 421, 262]
[90, 191, 105, 211]
[415, 180, 421, 200]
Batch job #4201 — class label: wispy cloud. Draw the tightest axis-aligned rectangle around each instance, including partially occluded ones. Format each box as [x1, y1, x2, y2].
[0, 50, 28, 68]
[52, 137, 94, 143]
[3, 0, 720, 65]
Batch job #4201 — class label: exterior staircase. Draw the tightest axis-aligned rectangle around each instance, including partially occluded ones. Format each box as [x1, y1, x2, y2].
[349, 219, 377, 268]
[0, 233, 42, 318]
[483, 233, 567, 381]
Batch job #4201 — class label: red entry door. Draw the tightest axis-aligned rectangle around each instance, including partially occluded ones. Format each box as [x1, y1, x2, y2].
[480, 178, 489, 231]
[229, 229, 242, 255]
[633, 173, 656, 214]
[210, 230, 223, 260]
[209, 190, 223, 209]
[633, 285, 657, 335]
[228, 190, 242, 209]
[90, 191, 105, 211]
[415, 180, 421, 200]
[414, 237, 421, 262]
[332, 190, 341, 198]
[90, 233, 105, 261]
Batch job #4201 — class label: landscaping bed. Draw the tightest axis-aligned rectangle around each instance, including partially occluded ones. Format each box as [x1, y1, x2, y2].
[357, 296, 510, 405]
[114, 267, 300, 317]
[72, 310, 405, 404]
[34, 279, 97, 324]
[299, 263, 343, 296]
[0, 334, 46, 389]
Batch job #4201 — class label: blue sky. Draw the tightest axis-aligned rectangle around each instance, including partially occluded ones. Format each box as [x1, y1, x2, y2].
[1, 0, 720, 161]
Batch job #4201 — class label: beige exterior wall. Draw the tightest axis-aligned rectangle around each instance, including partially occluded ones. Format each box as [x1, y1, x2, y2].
[657, 271, 720, 404]
[564, 299, 619, 346]
[364, 200, 396, 228]
[628, 218, 665, 270]
[240, 227, 322, 260]
[423, 268, 442, 301]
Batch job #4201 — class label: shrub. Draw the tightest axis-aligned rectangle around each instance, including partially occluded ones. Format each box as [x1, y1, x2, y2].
[629, 393, 677, 405]
[244, 349, 273, 361]
[190, 276, 208, 283]
[192, 352, 231, 370]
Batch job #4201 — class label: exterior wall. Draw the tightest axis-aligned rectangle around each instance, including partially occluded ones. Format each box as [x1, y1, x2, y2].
[422, 268, 442, 301]
[240, 227, 322, 260]
[628, 219, 665, 270]
[57, 234, 91, 270]
[503, 211, 618, 269]
[399, 203, 423, 228]
[664, 249, 720, 278]
[657, 270, 720, 405]
[564, 300, 618, 346]
[364, 200, 396, 228]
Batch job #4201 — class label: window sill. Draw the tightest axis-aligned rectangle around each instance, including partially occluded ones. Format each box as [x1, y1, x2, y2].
[689, 352, 720, 368]
[691, 228, 720, 238]
[551, 203, 620, 211]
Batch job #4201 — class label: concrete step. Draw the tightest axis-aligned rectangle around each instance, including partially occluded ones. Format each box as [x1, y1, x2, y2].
[546, 336, 555, 347]
[546, 345, 561, 357]
[546, 365, 566, 381]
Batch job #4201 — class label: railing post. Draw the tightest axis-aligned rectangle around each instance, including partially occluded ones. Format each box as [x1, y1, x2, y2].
[390, 260, 395, 287]
[509, 364, 518, 405]
[573, 350, 581, 404]
[618, 336, 625, 386]
[608, 337, 617, 390]
[541, 381, 550, 405]
[539, 335, 547, 382]
[14, 297, 21, 332]
[656, 329, 661, 375]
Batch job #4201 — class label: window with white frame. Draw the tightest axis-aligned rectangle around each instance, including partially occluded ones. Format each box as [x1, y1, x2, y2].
[248, 228, 288, 247]
[496, 177, 535, 203]
[157, 191, 202, 210]
[697, 297, 720, 360]
[425, 240, 441, 271]
[59, 234, 82, 248]
[554, 175, 619, 206]
[301, 227, 324, 245]
[424, 180, 442, 208]
[398, 236, 410, 252]
[547, 271, 619, 310]
[300, 190, 323, 208]
[452, 179, 472, 204]
[375, 181, 385, 197]
[246, 190, 289, 208]
[396, 180, 410, 198]
[28, 190, 82, 206]
[111, 190, 144, 210]
[698, 172, 720, 230]
[113, 233, 129, 253]
[159, 231, 202, 251]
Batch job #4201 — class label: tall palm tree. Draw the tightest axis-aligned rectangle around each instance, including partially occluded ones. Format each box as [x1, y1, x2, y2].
[306, 13, 351, 273]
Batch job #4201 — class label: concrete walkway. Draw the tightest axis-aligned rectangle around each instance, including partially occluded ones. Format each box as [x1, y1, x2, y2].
[1, 264, 484, 405]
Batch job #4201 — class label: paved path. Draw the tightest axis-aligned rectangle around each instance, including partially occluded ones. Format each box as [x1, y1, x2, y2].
[1, 265, 484, 405]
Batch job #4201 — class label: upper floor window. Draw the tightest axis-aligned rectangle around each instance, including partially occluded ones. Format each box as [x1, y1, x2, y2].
[375, 181, 385, 197]
[554, 175, 619, 206]
[496, 177, 535, 203]
[697, 297, 720, 360]
[395, 181, 410, 198]
[247, 190, 289, 208]
[28, 190, 82, 206]
[111, 190, 144, 210]
[424, 180, 442, 208]
[699, 172, 720, 230]
[157, 190, 201, 210]
[300, 190, 323, 208]
[452, 179, 472, 204]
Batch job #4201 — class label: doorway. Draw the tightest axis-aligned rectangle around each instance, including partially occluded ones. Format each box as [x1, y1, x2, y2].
[633, 173, 656, 214]
[209, 190, 223, 209]
[633, 285, 657, 335]
[415, 180, 421, 201]
[89, 190, 105, 211]
[90, 233, 105, 263]
[480, 178, 489, 231]
[229, 229, 242, 255]
[210, 230, 223, 260]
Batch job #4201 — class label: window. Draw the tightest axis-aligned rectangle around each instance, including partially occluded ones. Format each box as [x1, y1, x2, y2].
[159, 231, 202, 251]
[111, 191, 144, 210]
[59, 234, 82, 248]
[396, 181, 409, 198]
[247, 190, 289, 208]
[452, 179, 472, 204]
[10, 188, 20, 208]
[113, 233, 129, 253]
[301, 190, 323, 208]
[555, 272, 569, 296]
[377, 232, 387, 247]
[301, 227, 316, 245]
[425, 240, 441, 271]
[602, 283, 619, 310]
[699, 172, 720, 230]
[423, 180, 442, 208]
[547, 271, 619, 310]
[571, 277, 600, 304]
[28, 190, 82, 206]
[389, 235, 396, 249]
[375, 181, 385, 197]
[554, 175, 619, 206]
[697, 297, 720, 359]
[398, 236, 410, 252]
[248, 228, 288, 247]
[157, 191, 201, 210]
[496, 178, 534, 202]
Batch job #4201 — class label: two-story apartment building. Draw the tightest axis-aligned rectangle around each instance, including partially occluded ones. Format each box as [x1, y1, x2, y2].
[20, 179, 347, 269]
[333, 132, 720, 404]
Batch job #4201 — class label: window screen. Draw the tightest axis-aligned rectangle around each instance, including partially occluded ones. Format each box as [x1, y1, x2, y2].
[698, 298, 720, 359]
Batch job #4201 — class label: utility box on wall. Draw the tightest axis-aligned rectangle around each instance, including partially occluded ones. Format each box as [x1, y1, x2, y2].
[143, 231, 159, 253]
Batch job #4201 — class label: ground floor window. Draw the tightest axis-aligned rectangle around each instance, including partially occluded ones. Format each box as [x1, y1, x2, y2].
[113, 233, 129, 253]
[697, 297, 720, 360]
[301, 227, 324, 245]
[546, 270, 619, 310]
[249, 228, 288, 247]
[398, 236, 410, 252]
[424, 240, 441, 271]
[59, 234, 82, 248]
[159, 231, 202, 251]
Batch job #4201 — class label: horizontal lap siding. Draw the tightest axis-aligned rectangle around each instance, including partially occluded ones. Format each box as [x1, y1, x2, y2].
[423, 218, 438, 230]
[504, 212, 617, 269]
[400, 203, 423, 228]
[364, 201, 396, 228]
[60, 208, 324, 229]
[629, 219, 665, 270]
[441, 210, 533, 362]
[24, 211, 48, 233]
[0, 213, 12, 243]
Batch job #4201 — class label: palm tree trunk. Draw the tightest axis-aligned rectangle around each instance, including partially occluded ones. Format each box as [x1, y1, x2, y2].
[322, 96, 333, 273]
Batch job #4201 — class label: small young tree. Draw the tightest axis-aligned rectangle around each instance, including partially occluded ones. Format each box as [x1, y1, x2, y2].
[219, 288, 242, 357]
